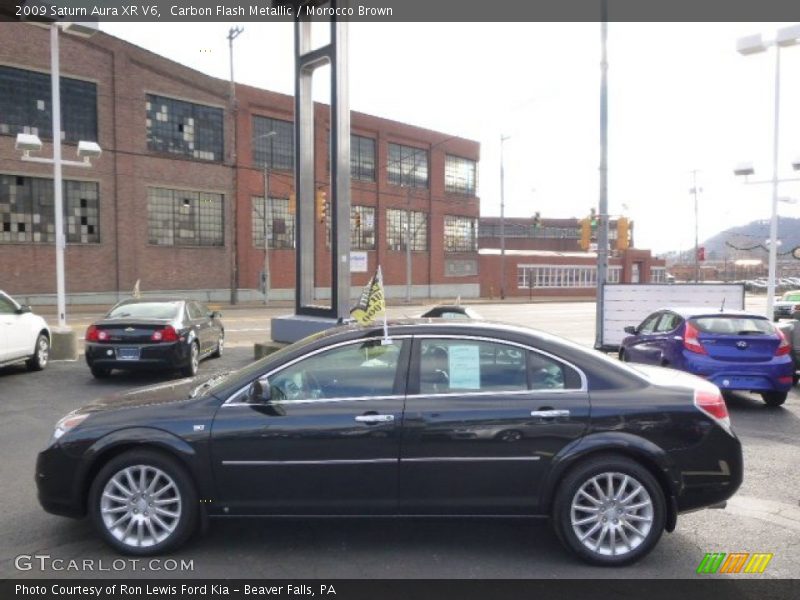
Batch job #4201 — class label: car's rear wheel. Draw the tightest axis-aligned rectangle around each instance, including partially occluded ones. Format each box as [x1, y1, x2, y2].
[181, 342, 199, 378]
[89, 449, 197, 555]
[25, 334, 49, 371]
[210, 330, 224, 358]
[761, 391, 787, 407]
[90, 366, 111, 379]
[553, 455, 666, 566]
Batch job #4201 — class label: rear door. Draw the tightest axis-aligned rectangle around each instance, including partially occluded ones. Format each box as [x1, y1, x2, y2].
[652, 311, 684, 367]
[399, 335, 590, 515]
[626, 312, 663, 364]
[0, 293, 18, 361]
[187, 302, 212, 354]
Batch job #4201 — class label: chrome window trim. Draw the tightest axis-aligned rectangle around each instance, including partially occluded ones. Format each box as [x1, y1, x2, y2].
[222, 335, 412, 406]
[412, 334, 589, 393]
[221, 332, 588, 407]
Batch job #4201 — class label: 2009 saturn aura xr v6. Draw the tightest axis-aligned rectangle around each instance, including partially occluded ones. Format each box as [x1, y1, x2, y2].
[36, 320, 742, 566]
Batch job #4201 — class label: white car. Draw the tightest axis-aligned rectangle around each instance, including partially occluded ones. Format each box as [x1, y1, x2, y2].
[0, 290, 50, 371]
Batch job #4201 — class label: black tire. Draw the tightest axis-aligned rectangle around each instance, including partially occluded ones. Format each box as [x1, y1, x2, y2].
[25, 333, 49, 371]
[552, 454, 666, 566]
[618, 350, 629, 362]
[210, 330, 224, 359]
[181, 341, 199, 378]
[88, 449, 198, 556]
[90, 366, 111, 379]
[761, 391, 787, 407]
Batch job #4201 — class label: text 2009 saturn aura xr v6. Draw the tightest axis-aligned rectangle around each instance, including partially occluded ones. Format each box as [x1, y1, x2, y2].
[37, 320, 742, 566]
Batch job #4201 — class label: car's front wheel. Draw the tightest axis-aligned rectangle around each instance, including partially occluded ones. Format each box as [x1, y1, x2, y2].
[552, 455, 666, 566]
[761, 391, 787, 407]
[25, 333, 49, 371]
[89, 449, 197, 555]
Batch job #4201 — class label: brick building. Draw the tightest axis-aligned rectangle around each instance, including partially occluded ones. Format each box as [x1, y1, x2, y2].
[478, 216, 666, 298]
[0, 23, 480, 305]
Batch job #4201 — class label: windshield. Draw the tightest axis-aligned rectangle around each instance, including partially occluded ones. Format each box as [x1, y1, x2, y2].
[691, 316, 774, 335]
[107, 302, 181, 320]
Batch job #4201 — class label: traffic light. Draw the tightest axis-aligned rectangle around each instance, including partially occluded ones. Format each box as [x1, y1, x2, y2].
[616, 217, 630, 251]
[580, 218, 591, 251]
[532, 211, 542, 229]
[315, 190, 327, 223]
[288, 192, 296, 215]
[697, 246, 705, 261]
[589, 207, 597, 229]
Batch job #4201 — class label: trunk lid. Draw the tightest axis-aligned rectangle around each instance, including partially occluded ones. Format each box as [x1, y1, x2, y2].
[689, 315, 780, 362]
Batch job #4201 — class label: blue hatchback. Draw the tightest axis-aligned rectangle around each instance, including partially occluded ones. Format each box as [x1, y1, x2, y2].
[620, 308, 794, 407]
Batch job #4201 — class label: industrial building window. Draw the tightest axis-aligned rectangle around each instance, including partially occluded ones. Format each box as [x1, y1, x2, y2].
[351, 205, 376, 250]
[651, 267, 667, 283]
[0, 174, 99, 244]
[387, 143, 428, 188]
[444, 155, 477, 195]
[387, 209, 428, 251]
[444, 215, 478, 252]
[253, 116, 294, 171]
[146, 94, 223, 161]
[0, 65, 97, 143]
[351, 135, 376, 181]
[252, 196, 295, 249]
[517, 265, 622, 288]
[147, 188, 224, 247]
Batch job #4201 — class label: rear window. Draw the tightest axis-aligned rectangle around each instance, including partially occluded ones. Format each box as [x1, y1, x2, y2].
[107, 302, 180, 320]
[781, 293, 800, 302]
[691, 316, 774, 335]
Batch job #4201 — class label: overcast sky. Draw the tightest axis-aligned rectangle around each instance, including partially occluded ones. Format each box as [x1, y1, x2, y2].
[101, 22, 800, 254]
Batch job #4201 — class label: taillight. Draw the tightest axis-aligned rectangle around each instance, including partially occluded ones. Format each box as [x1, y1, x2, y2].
[775, 329, 791, 356]
[85, 325, 108, 342]
[694, 389, 730, 428]
[151, 326, 179, 342]
[683, 322, 707, 355]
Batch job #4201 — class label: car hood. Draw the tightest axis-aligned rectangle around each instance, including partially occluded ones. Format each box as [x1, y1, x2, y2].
[80, 378, 198, 414]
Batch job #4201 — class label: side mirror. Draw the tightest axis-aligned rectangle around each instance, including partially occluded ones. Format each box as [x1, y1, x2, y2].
[247, 376, 272, 404]
[624, 325, 637, 335]
[16, 305, 32, 314]
[210, 311, 222, 319]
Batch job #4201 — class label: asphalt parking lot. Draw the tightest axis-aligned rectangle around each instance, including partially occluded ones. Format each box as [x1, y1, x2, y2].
[1, 300, 799, 579]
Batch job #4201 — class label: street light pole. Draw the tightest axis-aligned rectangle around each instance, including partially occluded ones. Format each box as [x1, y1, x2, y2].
[227, 26, 244, 305]
[263, 166, 270, 305]
[500, 134, 510, 300]
[691, 170, 700, 282]
[594, 7, 609, 350]
[767, 44, 781, 319]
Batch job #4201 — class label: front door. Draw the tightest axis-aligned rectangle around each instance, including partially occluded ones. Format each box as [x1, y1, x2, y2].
[210, 337, 410, 515]
[399, 336, 590, 515]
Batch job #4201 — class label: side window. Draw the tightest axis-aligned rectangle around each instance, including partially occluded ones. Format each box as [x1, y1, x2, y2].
[269, 339, 405, 401]
[419, 339, 528, 394]
[656, 312, 681, 333]
[638, 313, 661, 334]
[0, 294, 17, 315]
[528, 350, 577, 391]
[187, 302, 203, 320]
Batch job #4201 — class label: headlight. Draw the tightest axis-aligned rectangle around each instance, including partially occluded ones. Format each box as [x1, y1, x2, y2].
[53, 412, 89, 440]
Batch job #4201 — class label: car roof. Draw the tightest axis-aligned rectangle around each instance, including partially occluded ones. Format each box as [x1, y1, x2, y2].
[661, 307, 766, 319]
[114, 297, 188, 306]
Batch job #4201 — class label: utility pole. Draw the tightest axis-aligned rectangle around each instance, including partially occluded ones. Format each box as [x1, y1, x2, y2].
[227, 25, 244, 305]
[594, 4, 609, 350]
[263, 167, 270, 304]
[691, 170, 701, 282]
[500, 134, 511, 300]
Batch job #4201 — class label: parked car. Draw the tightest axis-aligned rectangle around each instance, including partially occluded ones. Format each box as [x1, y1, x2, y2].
[418, 304, 482, 320]
[84, 298, 224, 378]
[38, 320, 742, 565]
[0, 290, 50, 371]
[620, 308, 793, 406]
[773, 290, 800, 321]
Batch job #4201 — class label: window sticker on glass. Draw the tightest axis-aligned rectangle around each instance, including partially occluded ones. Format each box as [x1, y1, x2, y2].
[448, 344, 481, 389]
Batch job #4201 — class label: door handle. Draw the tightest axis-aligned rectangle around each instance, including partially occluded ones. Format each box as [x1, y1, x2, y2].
[355, 414, 395, 424]
[530, 409, 570, 418]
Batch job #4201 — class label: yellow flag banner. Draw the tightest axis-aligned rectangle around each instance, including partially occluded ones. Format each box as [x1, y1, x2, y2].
[350, 266, 386, 326]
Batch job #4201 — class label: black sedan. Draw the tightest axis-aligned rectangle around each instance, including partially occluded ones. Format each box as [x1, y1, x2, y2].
[418, 304, 482, 320]
[84, 298, 224, 378]
[39, 320, 741, 566]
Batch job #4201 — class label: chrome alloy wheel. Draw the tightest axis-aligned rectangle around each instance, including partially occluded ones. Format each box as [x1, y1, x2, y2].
[190, 343, 199, 373]
[37, 337, 49, 367]
[570, 472, 654, 557]
[100, 465, 182, 548]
